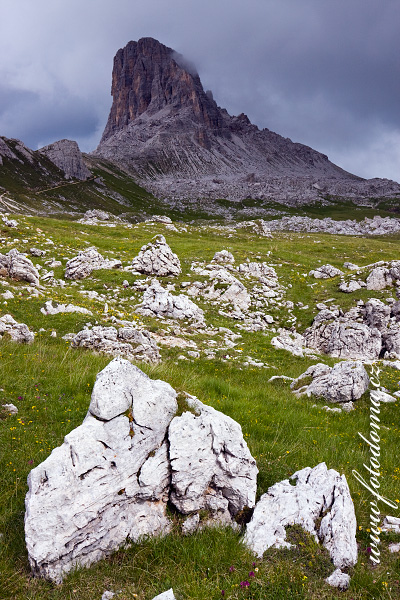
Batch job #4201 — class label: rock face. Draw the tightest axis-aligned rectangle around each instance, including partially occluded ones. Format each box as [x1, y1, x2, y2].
[38, 139, 91, 180]
[25, 358, 257, 583]
[71, 326, 161, 363]
[243, 462, 357, 571]
[291, 361, 369, 402]
[0, 314, 34, 343]
[65, 247, 122, 280]
[0, 249, 40, 285]
[131, 235, 181, 276]
[136, 279, 205, 323]
[93, 38, 400, 205]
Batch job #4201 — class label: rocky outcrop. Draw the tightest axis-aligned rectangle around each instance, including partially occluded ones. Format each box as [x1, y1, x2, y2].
[94, 38, 400, 205]
[136, 280, 205, 323]
[24, 358, 258, 582]
[309, 264, 343, 279]
[131, 235, 181, 276]
[305, 300, 400, 360]
[0, 314, 34, 343]
[291, 361, 369, 402]
[0, 249, 40, 285]
[38, 139, 91, 180]
[71, 326, 161, 362]
[243, 462, 357, 572]
[65, 247, 122, 280]
[304, 308, 382, 360]
[268, 215, 400, 236]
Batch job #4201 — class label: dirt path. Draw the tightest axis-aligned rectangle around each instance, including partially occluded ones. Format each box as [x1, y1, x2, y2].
[36, 176, 97, 194]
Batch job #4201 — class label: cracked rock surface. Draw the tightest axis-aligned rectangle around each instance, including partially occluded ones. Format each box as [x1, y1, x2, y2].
[65, 247, 122, 280]
[24, 358, 257, 582]
[71, 326, 161, 363]
[291, 361, 369, 402]
[136, 279, 205, 323]
[131, 235, 181, 276]
[0, 249, 40, 285]
[243, 462, 357, 570]
[0, 313, 35, 343]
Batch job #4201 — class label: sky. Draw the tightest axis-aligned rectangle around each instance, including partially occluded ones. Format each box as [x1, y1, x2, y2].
[0, 0, 399, 182]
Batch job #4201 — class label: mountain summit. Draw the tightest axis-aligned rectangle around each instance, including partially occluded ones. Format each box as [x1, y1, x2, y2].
[94, 38, 400, 204]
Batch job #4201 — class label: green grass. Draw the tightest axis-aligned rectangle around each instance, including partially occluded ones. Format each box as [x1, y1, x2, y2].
[1, 213, 400, 599]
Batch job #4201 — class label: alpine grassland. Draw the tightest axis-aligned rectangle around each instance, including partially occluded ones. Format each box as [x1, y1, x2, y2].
[1, 211, 399, 600]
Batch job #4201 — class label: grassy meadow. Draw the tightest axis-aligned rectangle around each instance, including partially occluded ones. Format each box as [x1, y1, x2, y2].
[0, 212, 400, 599]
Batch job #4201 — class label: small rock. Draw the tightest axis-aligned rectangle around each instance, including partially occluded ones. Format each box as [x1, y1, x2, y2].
[2, 403, 18, 414]
[325, 568, 351, 590]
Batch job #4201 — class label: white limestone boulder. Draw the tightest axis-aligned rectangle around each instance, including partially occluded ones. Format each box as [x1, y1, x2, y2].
[65, 247, 122, 280]
[40, 300, 92, 316]
[309, 264, 343, 279]
[212, 250, 235, 264]
[136, 280, 205, 323]
[25, 359, 257, 583]
[71, 325, 161, 363]
[0, 314, 35, 343]
[0, 249, 40, 285]
[366, 267, 392, 290]
[304, 310, 382, 360]
[131, 235, 181, 276]
[291, 361, 369, 403]
[243, 462, 357, 570]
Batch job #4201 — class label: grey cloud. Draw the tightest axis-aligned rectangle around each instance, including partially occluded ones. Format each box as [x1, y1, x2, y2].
[0, 0, 398, 181]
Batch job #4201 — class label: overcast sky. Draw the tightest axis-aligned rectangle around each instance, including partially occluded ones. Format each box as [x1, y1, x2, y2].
[0, 0, 399, 182]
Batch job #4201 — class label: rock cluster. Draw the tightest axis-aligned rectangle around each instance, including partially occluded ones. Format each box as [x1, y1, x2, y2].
[71, 326, 161, 362]
[24, 358, 258, 582]
[0, 249, 40, 285]
[38, 139, 91, 180]
[244, 462, 357, 584]
[136, 280, 205, 323]
[0, 314, 34, 343]
[291, 361, 369, 402]
[65, 247, 122, 280]
[268, 215, 400, 236]
[304, 299, 400, 360]
[309, 264, 343, 279]
[131, 235, 181, 276]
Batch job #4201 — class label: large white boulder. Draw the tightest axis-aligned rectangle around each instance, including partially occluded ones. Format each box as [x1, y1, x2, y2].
[25, 359, 257, 583]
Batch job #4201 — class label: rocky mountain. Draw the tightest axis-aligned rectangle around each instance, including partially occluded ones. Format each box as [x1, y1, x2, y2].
[38, 139, 91, 180]
[94, 37, 400, 204]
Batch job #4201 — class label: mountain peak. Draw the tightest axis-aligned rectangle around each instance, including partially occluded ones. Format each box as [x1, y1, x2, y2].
[100, 37, 223, 143]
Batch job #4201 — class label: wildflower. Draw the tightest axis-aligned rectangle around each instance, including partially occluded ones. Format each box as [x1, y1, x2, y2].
[367, 547, 372, 554]
[28, 460, 34, 465]
[18, 396, 23, 400]
[229, 566, 235, 572]
[240, 581, 250, 588]
[221, 591, 225, 597]
[249, 571, 255, 578]
[252, 562, 256, 567]
[254, 568, 259, 572]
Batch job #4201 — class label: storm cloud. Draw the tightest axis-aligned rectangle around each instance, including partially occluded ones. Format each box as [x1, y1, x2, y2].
[0, 0, 398, 181]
